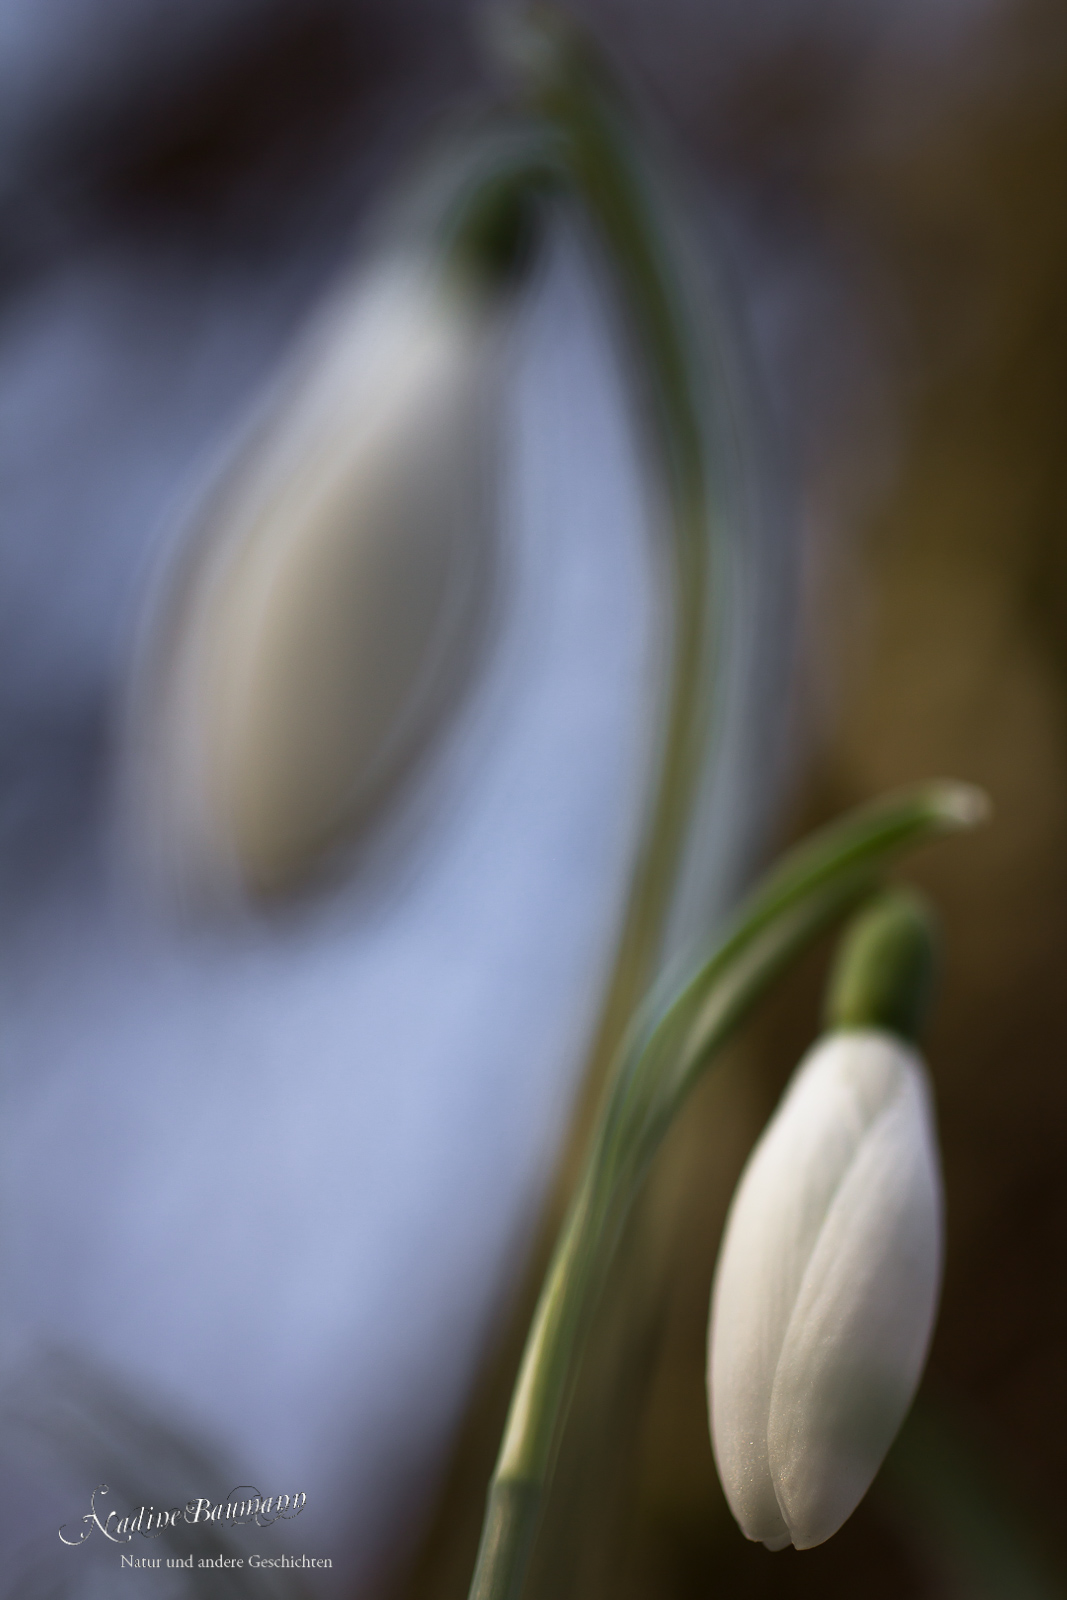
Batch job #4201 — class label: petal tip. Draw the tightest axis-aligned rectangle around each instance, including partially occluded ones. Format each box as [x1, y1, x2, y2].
[762, 1533, 793, 1552]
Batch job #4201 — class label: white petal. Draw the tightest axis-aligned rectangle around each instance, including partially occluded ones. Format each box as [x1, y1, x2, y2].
[139, 262, 499, 901]
[707, 1030, 938, 1548]
[768, 1049, 942, 1547]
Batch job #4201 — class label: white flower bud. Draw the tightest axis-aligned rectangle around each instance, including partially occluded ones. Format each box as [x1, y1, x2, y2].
[136, 258, 502, 902]
[707, 1029, 943, 1551]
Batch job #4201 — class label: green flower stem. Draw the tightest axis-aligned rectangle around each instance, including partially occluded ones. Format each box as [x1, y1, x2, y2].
[439, 33, 729, 1589]
[468, 781, 987, 1600]
[443, 24, 719, 1094]
[467, 30, 730, 1590]
[508, 13, 724, 1121]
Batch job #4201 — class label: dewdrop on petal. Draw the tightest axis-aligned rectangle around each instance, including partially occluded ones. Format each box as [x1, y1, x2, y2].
[707, 892, 945, 1551]
[137, 248, 506, 903]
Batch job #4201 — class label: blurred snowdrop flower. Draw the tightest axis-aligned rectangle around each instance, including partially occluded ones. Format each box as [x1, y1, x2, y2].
[133, 241, 511, 904]
[707, 1026, 943, 1551]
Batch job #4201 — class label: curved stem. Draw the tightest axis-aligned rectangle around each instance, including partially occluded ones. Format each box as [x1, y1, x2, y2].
[468, 31, 721, 1596]
[517, 15, 720, 1137]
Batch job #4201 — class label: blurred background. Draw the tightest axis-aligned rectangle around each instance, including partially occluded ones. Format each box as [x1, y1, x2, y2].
[0, 1, 1065, 1597]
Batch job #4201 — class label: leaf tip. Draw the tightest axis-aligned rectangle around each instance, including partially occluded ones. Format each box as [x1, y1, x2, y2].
[929, 781, 992, 830]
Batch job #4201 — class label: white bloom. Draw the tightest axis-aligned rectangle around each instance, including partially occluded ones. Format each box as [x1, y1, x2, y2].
[707, 1029, 943, 1551]
[136, 258, 501, 901]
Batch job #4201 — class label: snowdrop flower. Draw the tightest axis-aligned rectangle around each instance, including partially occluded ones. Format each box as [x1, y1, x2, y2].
[707, 894, 944, 1551]
[134, 246, 510, 904]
